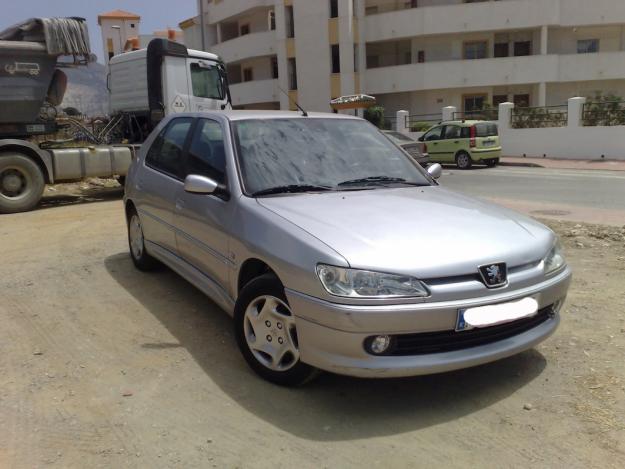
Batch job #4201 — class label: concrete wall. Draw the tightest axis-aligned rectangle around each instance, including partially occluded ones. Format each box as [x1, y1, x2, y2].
[395, 98, 625, 160]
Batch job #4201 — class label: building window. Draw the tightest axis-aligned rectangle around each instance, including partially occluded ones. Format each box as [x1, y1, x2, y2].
[493, 94, 508, 106]
[331, 44, 340, 73]
[330, 0, 339, 18]
[285, 5, 295, 38]
[514, 94, 530, 107]
[288, 58, 297, 90]
[271, 57, 279, 79]
[243, 68, 253, 82]
[417, 50, 425, 63]
[353, 44, 359, 72]
[269, 11, 276, 30]
[463, 41, 488, 59]
[514, 41, 531, 56]
[577, 39, 599, 54]
[494, 42, 509, 58]
[240, 24, 250, 36]
[366, 55, 379, 69]
[130, 23, 135, 28]
[463, 94, 487, 111]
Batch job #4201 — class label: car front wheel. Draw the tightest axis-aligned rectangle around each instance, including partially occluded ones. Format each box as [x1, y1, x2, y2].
[234, 274, 317, 386]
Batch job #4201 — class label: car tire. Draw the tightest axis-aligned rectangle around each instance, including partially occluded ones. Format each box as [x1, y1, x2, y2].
[486, 158, 499, 167]
[127, 206, 159, 271]
[234, 273, 318, 386]
[456, 151, 473, 170]
[0, 153, 45, 214]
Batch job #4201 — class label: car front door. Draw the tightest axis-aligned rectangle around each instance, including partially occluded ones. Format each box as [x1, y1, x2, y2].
[422, 125, 445, 162]
[136, 117, 193, 254]
[174, 118, 232, 290]
[438, 124, 462, 162]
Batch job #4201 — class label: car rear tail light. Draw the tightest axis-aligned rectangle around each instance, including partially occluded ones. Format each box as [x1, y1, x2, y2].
[470, 125, 476, 148]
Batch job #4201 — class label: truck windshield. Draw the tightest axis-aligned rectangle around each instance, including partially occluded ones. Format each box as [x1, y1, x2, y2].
[232, 118, 431, 195]
[190, 63, 224, 100]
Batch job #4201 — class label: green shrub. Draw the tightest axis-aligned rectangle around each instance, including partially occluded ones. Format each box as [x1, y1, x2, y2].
[409, 121, 434, 132]
[364, 106, 385, 129]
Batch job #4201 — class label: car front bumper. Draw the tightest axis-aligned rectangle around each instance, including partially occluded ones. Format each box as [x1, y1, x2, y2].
[285, 266, 571, 378]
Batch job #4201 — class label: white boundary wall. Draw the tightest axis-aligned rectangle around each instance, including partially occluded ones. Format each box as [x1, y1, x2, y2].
[396, 97, 625, 160]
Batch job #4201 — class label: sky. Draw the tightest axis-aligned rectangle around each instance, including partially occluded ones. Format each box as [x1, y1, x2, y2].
[1, 0, 197, 63]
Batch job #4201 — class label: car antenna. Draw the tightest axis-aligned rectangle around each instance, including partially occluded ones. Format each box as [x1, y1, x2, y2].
[277, 85, 308, 116]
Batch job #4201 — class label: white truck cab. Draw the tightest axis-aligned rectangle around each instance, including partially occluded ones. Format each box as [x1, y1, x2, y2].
[108, 39, 230, 136]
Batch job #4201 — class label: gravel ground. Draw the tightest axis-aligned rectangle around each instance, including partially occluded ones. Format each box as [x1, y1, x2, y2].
[0, 185, 624, 468]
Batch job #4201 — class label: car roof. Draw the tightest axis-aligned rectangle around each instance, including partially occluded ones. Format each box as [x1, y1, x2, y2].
[172, 110, 363, 121]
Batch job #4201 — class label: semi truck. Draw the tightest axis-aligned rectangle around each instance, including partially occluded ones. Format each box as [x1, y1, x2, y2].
[0, 17, 230, 214]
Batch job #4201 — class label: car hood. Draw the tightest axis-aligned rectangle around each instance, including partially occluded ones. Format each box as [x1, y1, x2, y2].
[257, 186, 554, 279]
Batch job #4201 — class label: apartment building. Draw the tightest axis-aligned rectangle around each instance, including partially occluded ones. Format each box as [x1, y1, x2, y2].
[180, 0, 625, 114]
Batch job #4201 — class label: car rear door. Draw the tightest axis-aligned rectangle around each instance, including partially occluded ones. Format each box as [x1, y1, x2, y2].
[135, 117, 193, 254]
[173, 118, 233, 290]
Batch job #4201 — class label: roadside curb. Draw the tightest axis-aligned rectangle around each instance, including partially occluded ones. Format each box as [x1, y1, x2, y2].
[499, 161, 544, 168]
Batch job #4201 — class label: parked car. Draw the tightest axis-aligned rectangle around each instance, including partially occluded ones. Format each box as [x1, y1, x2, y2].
[418, 120, 501, 169]
[382, 130, 429, 167]
[125, 111, 571, 386]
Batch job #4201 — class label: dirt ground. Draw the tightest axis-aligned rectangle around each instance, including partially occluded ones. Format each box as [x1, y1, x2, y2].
[1, 184, 624, 468]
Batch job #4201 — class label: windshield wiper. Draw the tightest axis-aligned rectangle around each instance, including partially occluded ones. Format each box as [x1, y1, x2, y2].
[337, 176, 426, 187]
[252, 184, 333, 197]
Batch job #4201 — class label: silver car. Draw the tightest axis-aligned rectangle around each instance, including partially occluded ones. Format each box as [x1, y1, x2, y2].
[124, 111, 571, 386]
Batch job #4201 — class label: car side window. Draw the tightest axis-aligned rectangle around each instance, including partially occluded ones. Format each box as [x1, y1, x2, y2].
[460, 127, 471, 138]
[424, 126, 443, 141]
[444, 125, 461, 139]
[145, 118, 193, 179]
[186, 119, 227, 184]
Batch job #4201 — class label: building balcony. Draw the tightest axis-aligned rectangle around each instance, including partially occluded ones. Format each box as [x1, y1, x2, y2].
[364, 52, 625, 95]
[230, 78, 279, 106]
[207, 0, 274, 24]
[212, 30, 276, 63]
[364, 0, 625, 42]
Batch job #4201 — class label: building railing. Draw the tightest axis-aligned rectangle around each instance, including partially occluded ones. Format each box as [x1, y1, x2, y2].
[405, 113, 441, 132]
[511, 105, 568, 129]
[582, 101, 625, 127]
[452, 109, 499, 121]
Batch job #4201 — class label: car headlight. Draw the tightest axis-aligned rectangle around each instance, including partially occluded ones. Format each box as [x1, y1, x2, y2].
[316, 264, 429, 298]
[544, 240, 566, 274]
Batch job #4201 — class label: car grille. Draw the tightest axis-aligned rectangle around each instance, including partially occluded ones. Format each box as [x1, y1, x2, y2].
[387, 305, 554, 356]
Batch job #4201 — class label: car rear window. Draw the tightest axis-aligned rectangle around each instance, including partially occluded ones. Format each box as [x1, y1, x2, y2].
[474, 122, 498, 137]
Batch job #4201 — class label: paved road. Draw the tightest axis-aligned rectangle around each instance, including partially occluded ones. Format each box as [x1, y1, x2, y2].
[440, 166, 625, 226]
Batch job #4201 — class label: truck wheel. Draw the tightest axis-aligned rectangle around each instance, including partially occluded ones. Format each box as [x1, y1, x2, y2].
[0, 153, 45, 214]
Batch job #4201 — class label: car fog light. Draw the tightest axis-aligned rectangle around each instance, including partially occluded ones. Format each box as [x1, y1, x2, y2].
[367, 335, 392, 355]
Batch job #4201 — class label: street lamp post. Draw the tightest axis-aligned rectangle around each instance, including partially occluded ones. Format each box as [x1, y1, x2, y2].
[111, 25, 123, 55]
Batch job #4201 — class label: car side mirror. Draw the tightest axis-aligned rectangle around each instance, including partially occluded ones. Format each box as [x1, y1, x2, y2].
[417, 135, 424, 142]
[427, 163, 442, 180]
[184, 174, 218, 194]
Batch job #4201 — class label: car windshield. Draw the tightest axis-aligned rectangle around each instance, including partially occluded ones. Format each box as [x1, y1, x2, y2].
[232, 118, 431, 195]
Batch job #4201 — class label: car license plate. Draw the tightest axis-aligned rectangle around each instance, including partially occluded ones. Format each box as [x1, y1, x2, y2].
[483, 140, 495, 147]
[455, 297, 539, 332]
